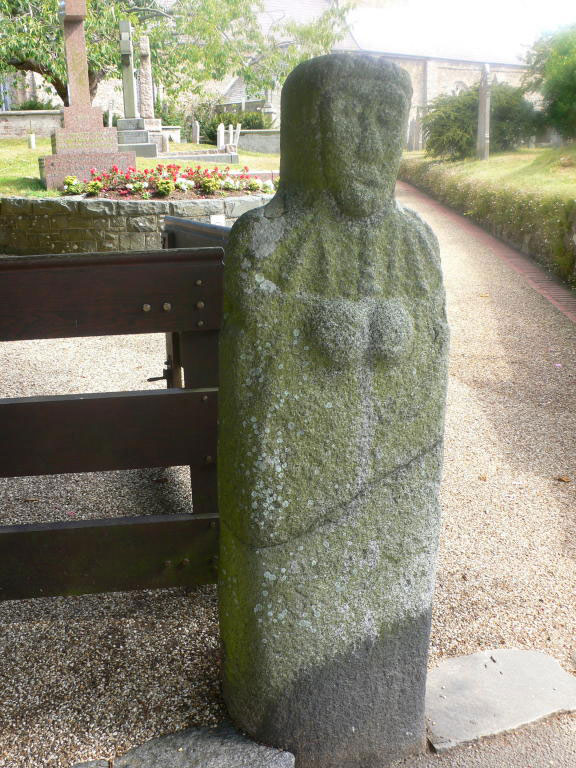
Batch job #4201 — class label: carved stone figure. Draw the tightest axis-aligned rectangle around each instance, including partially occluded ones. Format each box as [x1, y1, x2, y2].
[218, 54, 449, 768]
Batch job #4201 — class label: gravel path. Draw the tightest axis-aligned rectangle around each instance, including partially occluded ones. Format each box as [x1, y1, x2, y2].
[1, 184, 575, 767]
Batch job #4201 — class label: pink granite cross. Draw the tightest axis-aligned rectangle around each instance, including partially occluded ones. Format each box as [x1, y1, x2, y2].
[59, 0, 91, 108]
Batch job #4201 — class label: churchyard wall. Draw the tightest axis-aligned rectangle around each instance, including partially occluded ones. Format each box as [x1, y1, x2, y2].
[0, 110, 62, 137]
[399, 156, 576, 287]
[0, 194, 272, 255]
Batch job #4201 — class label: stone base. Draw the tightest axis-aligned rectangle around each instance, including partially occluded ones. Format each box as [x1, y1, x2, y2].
[62, 105, 104, 132]
[120, 142, 158, 157]
[70, 723, 294, 768]
[51, 126, 118, 155]
[142, 118, 162, 131]
[118, 129, 150, 144]
[117, 117, 145, 131]
[39, 150, 136, 189]
[149, 131, 163, 150]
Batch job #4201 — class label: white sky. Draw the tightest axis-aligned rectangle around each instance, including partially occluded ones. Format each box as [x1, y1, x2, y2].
[348, 0, 575, 64]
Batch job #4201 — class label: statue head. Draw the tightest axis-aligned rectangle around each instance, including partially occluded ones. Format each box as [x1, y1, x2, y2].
[279, 54, 412, 218]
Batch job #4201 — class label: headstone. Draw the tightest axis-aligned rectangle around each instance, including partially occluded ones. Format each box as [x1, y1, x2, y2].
[476, 64, 491, 160]
[233, 123, 242, 147]
[161, 132, 169, 153]
[27, 133, 36, 149]
[192, 119, 201, 144]
[119, 20, 139, 120]
[38, 0, 135, 188]
[219, 54, 449, 768]
[217, 122, 225, 151]
[139, 35, 154, 120]
[228, 123, 234, 145]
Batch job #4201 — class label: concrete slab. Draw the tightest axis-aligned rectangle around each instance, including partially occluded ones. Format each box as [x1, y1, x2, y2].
[70, 723, 294, 768]
[426, 649, 576, 751]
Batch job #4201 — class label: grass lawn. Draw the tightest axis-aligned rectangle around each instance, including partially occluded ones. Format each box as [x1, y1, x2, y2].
[404, 145, 576, 197]
[0, 137, 280, 197]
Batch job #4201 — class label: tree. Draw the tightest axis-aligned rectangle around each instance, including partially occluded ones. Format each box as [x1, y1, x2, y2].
[0, 0, 350, 106]
[423, 83, 538, 161]
[523, 24, 576, 139]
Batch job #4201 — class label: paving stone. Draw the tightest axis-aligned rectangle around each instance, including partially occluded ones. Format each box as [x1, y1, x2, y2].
[71, 761, 109, 768]
[426, 648, 576, 751]
[109, 723, 294, 767]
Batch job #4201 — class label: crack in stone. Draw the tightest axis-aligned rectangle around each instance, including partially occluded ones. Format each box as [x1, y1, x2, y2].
[220, 438, 442, 551]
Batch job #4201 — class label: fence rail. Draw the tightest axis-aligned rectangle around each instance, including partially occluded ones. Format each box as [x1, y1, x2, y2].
[0, 247, 223, 600]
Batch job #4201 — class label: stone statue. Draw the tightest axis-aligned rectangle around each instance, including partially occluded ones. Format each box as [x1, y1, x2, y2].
[218, 54, 449, 768]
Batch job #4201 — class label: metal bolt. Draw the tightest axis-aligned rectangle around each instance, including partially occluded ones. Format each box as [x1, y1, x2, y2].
[196, 300, 205, 310]
[197, 320, 205, 327]
[205, 455, 213, 464]
[162, 302, 172, 312]
[142, 303, 151, 312]
[209, 520, 217, 528]
[195, 279, 203, 286]
[180, 558, 190, 568]
[163, 559, 172, 569]
[201, 394, 209, 401]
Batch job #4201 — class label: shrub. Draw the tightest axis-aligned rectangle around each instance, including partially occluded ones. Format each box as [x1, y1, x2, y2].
[398, 156, 576, 286]
[423, 84, 538, 160]
[14, 97, 57, 110]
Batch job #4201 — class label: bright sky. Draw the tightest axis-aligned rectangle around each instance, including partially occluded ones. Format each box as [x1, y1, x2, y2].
[348, 0, 575, 64]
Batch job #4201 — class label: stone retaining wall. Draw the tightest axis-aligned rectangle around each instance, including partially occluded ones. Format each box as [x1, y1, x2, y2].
[0, 110, 62, 137]
[0, 194, 272, 255]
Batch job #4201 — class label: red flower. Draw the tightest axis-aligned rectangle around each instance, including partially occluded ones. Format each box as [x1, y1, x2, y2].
[89, 167, 97, 175]
[112, 164, 119, 173]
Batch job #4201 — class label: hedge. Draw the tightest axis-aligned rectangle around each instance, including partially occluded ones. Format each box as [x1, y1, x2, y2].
[398, 156, 576, 288]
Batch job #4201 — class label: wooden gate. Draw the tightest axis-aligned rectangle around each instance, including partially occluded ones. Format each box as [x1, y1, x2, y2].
[0, 248, 223, 601]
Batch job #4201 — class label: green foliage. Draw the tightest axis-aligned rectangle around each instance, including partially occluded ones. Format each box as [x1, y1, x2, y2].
[524, 24, 576, 138]
[0, 0, 349, 107]
[13, 97, 56, 110]
[423, 83, 538, 160]
[203, 110, 272, 143]
[399, 155, 576, 286]
[155, 177, 175, 196]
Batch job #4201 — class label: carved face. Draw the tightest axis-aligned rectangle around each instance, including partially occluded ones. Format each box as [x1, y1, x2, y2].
[320, 78, 409, 217]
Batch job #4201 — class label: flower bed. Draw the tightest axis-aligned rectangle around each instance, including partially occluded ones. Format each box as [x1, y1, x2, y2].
[63, 163, 278, 199]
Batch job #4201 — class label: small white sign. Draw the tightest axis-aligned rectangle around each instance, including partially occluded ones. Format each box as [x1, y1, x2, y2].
[210, 214, 226, 226]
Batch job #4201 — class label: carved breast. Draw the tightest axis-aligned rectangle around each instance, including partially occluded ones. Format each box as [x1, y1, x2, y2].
[306, 297, 414, 368]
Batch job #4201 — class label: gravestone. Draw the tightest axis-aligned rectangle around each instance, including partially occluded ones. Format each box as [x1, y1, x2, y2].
[138, 34, 163, 150]
[217, 122, 226, 151]
[192, 119, 201, 144]
[476, 64, 491, 160]
[39, 0, 135, 188]
[219, 54, 449, 768]
[119, 20, 139, 120]
[116, 22, 158, 157]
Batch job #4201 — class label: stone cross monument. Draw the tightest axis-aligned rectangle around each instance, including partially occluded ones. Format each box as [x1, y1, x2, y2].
[477, 63, 491, 160]
[119, 20, 139, 120]
[116, 23, 159, 157]
[219, 54, 449, 768]
[138, 35, 162, 132]
[39, 0, 135, 188]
